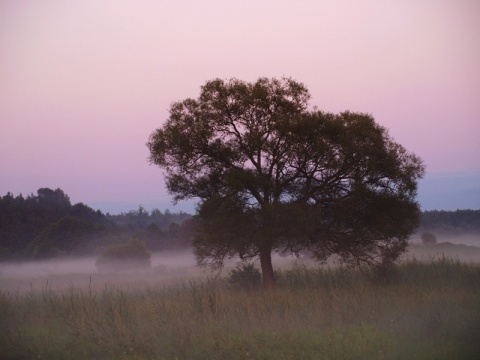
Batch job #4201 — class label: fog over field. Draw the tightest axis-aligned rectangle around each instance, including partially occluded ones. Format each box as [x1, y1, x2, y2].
[0, 250, 295, 292]
[0, 250, 201, 292]
[411, 233, 480, 247]
[0, 251, 195, 276]
[1, 235, 480, 294]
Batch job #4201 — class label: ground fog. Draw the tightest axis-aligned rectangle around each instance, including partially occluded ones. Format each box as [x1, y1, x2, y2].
[0, 250, 201, 293]
[1, 236, 480, 293]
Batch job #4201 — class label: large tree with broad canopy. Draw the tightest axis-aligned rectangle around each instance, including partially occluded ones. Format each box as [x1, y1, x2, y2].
[147, 77, 425, 289]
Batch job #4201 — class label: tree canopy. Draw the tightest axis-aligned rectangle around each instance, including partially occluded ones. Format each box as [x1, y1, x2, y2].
[0, 188, 192, 260]
[147, 77, 425, 288]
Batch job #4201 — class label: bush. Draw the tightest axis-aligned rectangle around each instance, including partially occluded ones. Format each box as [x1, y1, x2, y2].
[228, 262, 262, 290]
[96, 238, 151, 272]
[421, 232, 437, 246]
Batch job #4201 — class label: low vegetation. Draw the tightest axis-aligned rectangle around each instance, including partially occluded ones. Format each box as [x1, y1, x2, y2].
[421, 232, 437, 246]
[1, 258, 479, 359]
[95, 238, 151, 272]
[228, 262, 262, 290]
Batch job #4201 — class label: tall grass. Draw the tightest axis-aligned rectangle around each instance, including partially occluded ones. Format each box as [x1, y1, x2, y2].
[1, 258, 479, 359]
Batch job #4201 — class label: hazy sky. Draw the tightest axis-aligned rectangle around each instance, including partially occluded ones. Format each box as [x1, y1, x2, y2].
[1, 0, 479, 214]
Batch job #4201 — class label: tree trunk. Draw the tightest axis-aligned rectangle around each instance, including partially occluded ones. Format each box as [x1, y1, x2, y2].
[260, 247, 275, 290]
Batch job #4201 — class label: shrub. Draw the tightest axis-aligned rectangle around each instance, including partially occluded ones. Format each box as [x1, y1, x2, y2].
[228, 262, 262, 290]
[421, 232, 437, 246]
[96, 238, 151, 272]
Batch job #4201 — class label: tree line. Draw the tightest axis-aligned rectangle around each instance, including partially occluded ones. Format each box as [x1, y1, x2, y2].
[0, 188, 195, 261]
[419, 209, 480, 235]
[0, 187, 478, 262]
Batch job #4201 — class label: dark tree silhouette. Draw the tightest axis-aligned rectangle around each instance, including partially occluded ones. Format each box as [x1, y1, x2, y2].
[148, 77, 425, 289]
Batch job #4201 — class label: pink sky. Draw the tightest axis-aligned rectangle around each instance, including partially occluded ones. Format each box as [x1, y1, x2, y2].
[1, 0, 479, 213]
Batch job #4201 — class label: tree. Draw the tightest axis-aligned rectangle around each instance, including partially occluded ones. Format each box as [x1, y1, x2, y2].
[147, 77, 425, 289]
[0, 188, 93, 258]
[29, 216, 108, 259]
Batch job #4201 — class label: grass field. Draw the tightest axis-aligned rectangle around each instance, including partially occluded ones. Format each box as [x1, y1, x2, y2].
[1, 256, 479, 359]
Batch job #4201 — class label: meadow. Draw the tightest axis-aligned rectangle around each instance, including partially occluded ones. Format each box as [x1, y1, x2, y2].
[1, 252, 480, 360]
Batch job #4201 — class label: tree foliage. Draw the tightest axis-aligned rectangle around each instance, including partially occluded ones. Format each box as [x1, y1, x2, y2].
[0, 188, 108, 258]
[420, 209, 480, 234]
[0, 188, 193, 260]
[29, 216, 109, 259]
[148, 77, 425, 288]
[107, 206, 191, 233]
